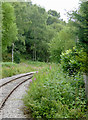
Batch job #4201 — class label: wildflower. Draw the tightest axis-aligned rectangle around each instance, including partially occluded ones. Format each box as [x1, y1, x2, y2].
[36, 71, 38, 73]
[30, 79, 32, 82]
[50, 66, 51, 70]
[34, 78, 36, 80]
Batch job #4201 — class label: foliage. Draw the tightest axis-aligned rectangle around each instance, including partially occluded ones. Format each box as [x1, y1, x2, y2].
[47, 10, 61, 25]
[49, 26, 76, 62]
[12, 2, 56, 62]
[50, 22, 64, 32]
[70, 1, 88, 46]
[14, 51, 20, 63]
[69, 1, 88, 72]
[1, 61, 48, 78]
[47, 16, 60, 25]
[12, 2, 31, 52]
[23, 63, 87, 118]
[2, 2, 74, 63]
[48, 9, 60, 18]
[2, 52, 12, 62]
[2, 3, 18, 52]
[25, 4, 51, 61]
[60, 46, 88, 76]
[68, 1, 88, 102]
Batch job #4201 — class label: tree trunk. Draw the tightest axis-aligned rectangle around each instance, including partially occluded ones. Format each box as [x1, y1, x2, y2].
[33, 50, 34, 61]
[83, 73, 88, 104]
[34, 43, 36, 61]
[12, 43, 14, 63]
[34, 49, 36, 61]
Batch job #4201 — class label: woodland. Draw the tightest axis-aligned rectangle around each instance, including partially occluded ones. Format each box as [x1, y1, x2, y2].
[1, 0, 88, 118]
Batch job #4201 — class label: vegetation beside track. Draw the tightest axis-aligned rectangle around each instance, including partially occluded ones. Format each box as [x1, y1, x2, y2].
[1, 61, 49, 78]
[23, 63, 87, 118]
[1, 61, 87, 118]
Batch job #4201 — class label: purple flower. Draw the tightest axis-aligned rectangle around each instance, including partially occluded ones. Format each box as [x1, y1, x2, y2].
[50, 66, 51, 70]
[36, 71, 38, 73]
[34, 78, 36, 80]
[30, 79, 32, 82]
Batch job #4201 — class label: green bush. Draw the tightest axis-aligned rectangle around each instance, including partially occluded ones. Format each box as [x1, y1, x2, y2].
[23, 64, 87, 118]
[2, 53, 12, 62]
[60, 46, 88, 76]
[14, 52, 20, 63]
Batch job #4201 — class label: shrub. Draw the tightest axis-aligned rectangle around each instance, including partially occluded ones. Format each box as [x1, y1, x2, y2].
[14, 52, 20, 63]
[2, 53, 12, 62]
[23, 64, 87, 118]
[60, 46, 87, 76]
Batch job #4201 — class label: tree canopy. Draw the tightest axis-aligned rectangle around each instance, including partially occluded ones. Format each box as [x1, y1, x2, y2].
[2, 3, 18, 52]
[2, 1, 76, 63]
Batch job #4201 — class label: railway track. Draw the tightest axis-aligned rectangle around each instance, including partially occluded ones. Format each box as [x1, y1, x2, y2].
[0, 72, 36, 110]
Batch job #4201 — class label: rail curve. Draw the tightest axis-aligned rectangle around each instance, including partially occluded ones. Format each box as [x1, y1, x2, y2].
[0, 71, 36, 110]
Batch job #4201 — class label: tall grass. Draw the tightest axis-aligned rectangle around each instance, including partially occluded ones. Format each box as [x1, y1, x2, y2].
[1, 61, 49, 78]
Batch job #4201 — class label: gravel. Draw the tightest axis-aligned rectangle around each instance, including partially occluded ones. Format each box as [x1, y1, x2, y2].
[0, 79, 31, 118]
[0, 72, 36, 86]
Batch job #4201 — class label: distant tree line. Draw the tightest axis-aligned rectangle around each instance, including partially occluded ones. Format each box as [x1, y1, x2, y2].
[2, 1, 77, 63]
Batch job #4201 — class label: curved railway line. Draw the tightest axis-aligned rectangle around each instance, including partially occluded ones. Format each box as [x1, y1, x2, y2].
[0, 72, 36, 110]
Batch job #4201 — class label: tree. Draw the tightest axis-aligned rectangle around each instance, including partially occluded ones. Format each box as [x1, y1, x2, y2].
[69, 1, 88, 103]
[47, 10, 62, 25]
[69, 1, 88, 48]
[25, 4, 52, 61]
[2, 3, 18, 52]
[50, 23, 64, 32]
[12, 2, 56, 62]
[46, 16, 60, 25]
[48, 9, 60, 18]
[12, 2, 31, 54]
[49, 26, 76, 62]
[76, 1, 88, 103]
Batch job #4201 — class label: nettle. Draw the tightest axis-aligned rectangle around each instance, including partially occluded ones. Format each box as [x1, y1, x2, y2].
[60, 46, 87, 76]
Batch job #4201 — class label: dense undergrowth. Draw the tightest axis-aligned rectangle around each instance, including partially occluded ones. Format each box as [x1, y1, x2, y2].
[23, 63, 87, 118]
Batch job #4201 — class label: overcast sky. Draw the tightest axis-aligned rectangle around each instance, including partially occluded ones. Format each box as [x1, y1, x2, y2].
[31, 0, 80, 22]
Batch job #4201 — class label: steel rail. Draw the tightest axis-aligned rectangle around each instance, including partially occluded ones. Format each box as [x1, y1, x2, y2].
[0, 75, 33, 110]
[0, 72, 36, 88]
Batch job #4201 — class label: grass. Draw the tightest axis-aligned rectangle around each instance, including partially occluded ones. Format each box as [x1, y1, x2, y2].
[1, 61, 49, 78]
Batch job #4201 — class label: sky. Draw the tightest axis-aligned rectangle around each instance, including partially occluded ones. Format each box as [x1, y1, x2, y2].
[31, 0, 80, 22]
